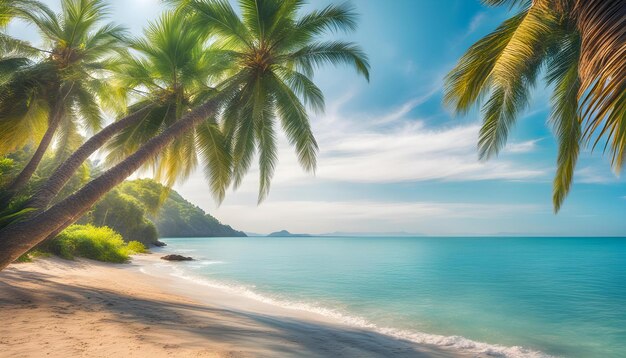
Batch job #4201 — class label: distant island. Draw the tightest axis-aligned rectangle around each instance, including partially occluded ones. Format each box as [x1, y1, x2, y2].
[267, 230, 312, 237]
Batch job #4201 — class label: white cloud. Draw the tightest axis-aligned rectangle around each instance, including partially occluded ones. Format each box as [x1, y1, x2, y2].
[313, 123, 543, 183]
[374, 89, 440, 125]
[451, 12, 488, 46]
[468, 12, 487, 34]
[575, 166, 620, 184]
[504, 139, 542, 154]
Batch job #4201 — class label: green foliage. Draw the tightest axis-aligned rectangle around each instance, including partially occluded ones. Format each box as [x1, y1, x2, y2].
[126, 240, 148, 254]
[13, 249, 50, 263]
[81, 179, 244, 243]
[178, 0, 370, 202]
[0, 148, 93, 230]
[42, 224, 130, 263]
[0, 157, 14, 187]
[0, 0, 129, 156]
[87, 189, 159, 245]
[14, 253, 32, 262]
[0, 157, 13, 172]
[117, 179, 246, 238]
[105, 10, 231, 200]
[445, 0, 626, 211]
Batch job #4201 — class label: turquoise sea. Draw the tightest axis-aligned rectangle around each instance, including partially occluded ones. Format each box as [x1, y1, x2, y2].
[158, 236, 626, 357]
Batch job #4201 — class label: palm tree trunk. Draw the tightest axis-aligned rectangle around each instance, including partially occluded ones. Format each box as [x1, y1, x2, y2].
[0, 97, 219, 269]
[0, 101, 63, 208]
[27, 104, 155, 210]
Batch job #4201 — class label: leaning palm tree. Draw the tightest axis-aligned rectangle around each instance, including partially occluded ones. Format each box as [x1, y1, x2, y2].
[105, 10, 233, 199]
[0, 0, 369, 270]
[23, 10, 234, 214]
[0, 0, 127, 205]
[444, 0, 625, 211]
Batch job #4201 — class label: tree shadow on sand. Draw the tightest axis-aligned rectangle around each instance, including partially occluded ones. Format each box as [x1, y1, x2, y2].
[0, 266, 463, 358]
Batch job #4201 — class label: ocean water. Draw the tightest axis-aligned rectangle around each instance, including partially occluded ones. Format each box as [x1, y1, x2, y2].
[158, 236, 626, 357]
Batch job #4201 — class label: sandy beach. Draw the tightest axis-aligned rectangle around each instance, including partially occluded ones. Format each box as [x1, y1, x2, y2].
[0, 255, 466, 358]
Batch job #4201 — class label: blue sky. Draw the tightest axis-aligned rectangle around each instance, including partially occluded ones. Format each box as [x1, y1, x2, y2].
[9, 0, 626, 235]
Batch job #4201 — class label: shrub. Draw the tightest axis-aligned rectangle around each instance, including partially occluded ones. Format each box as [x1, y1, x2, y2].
[12, 250, 50, 263]
[14, 253, 32, 263]
[43, 224, 130, 263]
[125, 240, 148, 254]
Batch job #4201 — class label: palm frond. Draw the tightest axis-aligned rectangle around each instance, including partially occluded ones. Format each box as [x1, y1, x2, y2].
[71, 81, 103, 133]
[275, 66, 325, 113]
[287, 41, 370, 81]
[546, 32, 582, 212]
[185, 0, 252, 48]
[269, 73, 317, 173]
[575, 0, 626, 170]
[196, 120, 232, 203]
[444, 9, 530, 114]
[292, 2, 357, 41]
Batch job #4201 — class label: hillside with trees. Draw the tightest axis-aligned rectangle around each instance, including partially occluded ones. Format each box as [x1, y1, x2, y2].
[114, 179, 246, 240]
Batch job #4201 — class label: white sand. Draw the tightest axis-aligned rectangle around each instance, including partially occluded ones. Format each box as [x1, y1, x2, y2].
[0, 255, 468, 357]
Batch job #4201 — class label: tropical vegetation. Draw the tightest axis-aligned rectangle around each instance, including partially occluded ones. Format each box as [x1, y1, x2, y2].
[0, 0, 127, 206]
[89, 179, 246, 244]
[37, 224, 146, 263]
[0, 0, 369, 269]
[445, 0, 624, 211]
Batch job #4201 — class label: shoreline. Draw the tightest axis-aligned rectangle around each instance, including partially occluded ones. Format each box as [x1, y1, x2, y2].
[0, 254, 468, 358]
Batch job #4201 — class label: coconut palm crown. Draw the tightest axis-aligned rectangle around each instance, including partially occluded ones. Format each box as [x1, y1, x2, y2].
[1, 0, 127, 152]
[0, 0, 128, 203]
[179, 0, 370, 202]
[444, 0, 625, 212]
[106, 10, 233, 201]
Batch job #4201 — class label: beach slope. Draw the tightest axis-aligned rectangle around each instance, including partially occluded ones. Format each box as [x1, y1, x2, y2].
[0, 257, 464, 358]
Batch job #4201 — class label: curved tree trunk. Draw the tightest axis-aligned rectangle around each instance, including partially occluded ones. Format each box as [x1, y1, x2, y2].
[0, 101, 64, 208]
[0, 98, 219, 269]
[27, 104, 155, 210]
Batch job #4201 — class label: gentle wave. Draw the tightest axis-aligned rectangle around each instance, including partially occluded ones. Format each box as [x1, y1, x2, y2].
[190, 260, 226, 267]
[162, 264, 554, 358]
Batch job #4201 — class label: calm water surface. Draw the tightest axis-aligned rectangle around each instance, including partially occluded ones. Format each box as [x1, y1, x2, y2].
[159, 237, 626, 357]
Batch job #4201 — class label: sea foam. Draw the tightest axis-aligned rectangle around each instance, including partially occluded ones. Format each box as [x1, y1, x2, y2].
[160, 263, 555, 358]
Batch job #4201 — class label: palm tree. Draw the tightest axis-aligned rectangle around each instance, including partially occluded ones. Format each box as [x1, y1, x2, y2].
[0, 0, 369, 270]
[444, 0, 625, 212]
[0, 0, 127, 206]
[22, 9, 232, 230]
[186, 0, 370, 201]
[104, 11, 233, 200]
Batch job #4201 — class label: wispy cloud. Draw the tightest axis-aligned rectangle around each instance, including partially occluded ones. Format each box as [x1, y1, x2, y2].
[374, 88, 441, 125]
[313, 123, 544, 183]
[575, 166, 620, 184]
[468, 12, 487, 34]
[504, 139, 542, 154]
[451, 11, 488, 46]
